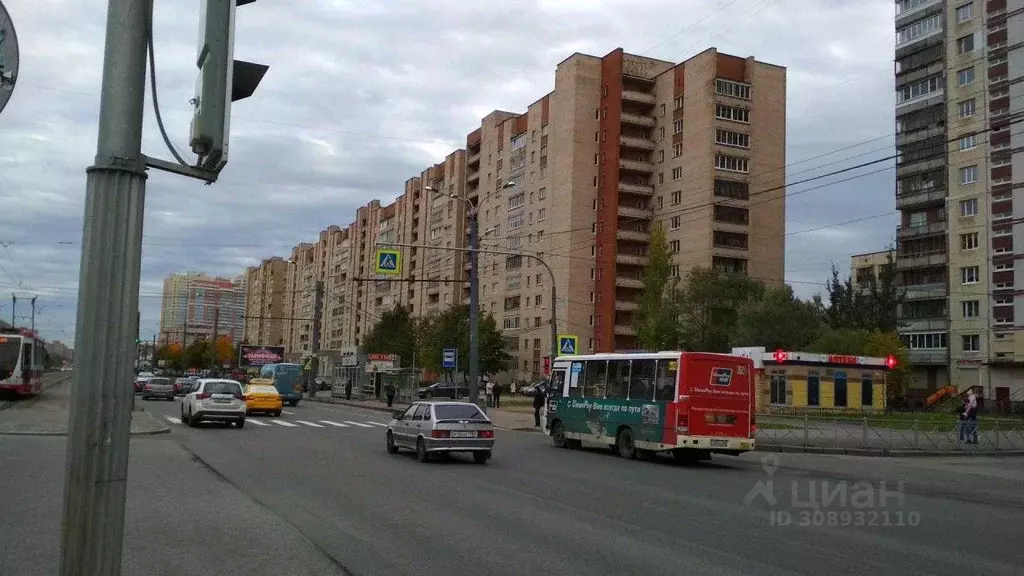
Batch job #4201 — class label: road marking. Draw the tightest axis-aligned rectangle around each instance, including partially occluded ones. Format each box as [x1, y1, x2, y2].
[247, 419, 270, 426]
[344, 421, 374, 428]
[272, 420, 299, 427]
[368, 422, 388, 427]
[282, 410, 295, 415]
[297, 420, 324, 428]
[165, 416, 182, 425]
[320, 420, 349, 427]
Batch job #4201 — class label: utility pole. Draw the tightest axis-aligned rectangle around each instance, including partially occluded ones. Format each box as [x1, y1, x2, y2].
[10, 294, 14, 325]
[212, 306, 220, 369]
[467, 201, 480, 408]
[29, 296, 36, 333]
[59, 0, 148, 573]
[308, 280, 323, 398]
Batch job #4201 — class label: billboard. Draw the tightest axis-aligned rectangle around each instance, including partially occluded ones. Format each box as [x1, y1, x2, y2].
[238, 345, 285, 367]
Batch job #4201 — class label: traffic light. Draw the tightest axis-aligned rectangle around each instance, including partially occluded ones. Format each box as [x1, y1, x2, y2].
[190, 0, 269, 173]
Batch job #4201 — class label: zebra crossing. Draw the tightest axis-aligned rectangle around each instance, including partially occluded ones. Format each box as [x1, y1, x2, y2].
[164, 415, 389, 431]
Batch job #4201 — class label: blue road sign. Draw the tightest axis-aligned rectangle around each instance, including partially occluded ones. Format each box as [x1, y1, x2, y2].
[375, 249, 401, 275]
[442, 348, 457, 369]
[558, 334, 579, 356]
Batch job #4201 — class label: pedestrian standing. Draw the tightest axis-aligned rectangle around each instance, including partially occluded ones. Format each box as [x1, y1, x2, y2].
[485, 378, 494, 408]
[385, 381, 396, 407]
[533, 385, 546, 428]
[965, 390, 979, 444]
[344, 379, 352, 400]
[493, 382, 502, 408]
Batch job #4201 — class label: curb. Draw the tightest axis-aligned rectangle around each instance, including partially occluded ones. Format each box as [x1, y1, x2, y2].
[757, 444, 1024, 458]
[0, 427, 171, 437]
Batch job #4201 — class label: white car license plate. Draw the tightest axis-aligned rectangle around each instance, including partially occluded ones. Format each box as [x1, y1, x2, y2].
[215, 399, 231, 404]
[710, 439, 729, 447]
[450, 431, 476, 438]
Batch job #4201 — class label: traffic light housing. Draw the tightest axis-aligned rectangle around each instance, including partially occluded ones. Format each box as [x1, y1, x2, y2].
[190, 0, 268, 173]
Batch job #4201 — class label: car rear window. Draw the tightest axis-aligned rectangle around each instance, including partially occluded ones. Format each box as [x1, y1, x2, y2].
[175, 378, 191, 384]
[148, 378, 172, 385]
[204, 381, 242, 395]
[248, 385, 278, 394]
[434, 404, 486, 420]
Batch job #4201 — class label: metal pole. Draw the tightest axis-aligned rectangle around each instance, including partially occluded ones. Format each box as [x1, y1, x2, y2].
[59, 0, 148, 573]
[308, 280, 323, 398]
[10, 294, 14, 325]
[468, 207, 481, 409]
[30, 296, 36, 333]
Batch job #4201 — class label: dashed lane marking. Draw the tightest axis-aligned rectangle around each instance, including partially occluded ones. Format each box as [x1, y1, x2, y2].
[344, 421, 374, 428]
[272, 420, 299, 427]
[320, 420, 349, 427]
[165, 416, 182, 425]
[297, 420, 324, 428]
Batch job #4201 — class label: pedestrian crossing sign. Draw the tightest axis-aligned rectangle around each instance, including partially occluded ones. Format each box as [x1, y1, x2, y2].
[375, 249, 402, 275]
[558, 334, 579, 356]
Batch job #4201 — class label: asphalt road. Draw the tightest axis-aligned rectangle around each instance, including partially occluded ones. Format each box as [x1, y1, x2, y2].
[4, 393, 1023, 575]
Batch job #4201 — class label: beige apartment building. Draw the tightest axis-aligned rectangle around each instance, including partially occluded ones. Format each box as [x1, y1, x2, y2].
[256, 46, 787, 382]
[850, 250, 895, 294]
[159, 272, 244, 346]
[895, 0, 1023, 408]
[242, 257, 289, 347]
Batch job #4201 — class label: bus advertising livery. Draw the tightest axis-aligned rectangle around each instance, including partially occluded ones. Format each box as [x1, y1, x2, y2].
[545, 351, 755, 462]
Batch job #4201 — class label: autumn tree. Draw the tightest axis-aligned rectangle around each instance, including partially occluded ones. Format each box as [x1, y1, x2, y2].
[212, 336, 235, 366]
[633, 224, 681, 351]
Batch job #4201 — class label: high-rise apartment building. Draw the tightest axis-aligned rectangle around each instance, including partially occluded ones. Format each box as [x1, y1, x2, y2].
[895, 0, 1024, 405]
[467, 47, 785, 366]
[242, 257, 289, 346]
[252, 46, 786, 382]
[159, 272, 244, 346]
[851, 250, 896, 294]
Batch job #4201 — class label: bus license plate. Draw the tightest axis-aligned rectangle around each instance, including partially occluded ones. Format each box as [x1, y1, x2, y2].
[450, 431, 476, 438]
[710, 439, 729, 448]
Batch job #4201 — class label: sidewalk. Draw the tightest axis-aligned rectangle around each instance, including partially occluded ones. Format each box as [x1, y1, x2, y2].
[311, 392, 544, 432]
[0, 374, 169, 436]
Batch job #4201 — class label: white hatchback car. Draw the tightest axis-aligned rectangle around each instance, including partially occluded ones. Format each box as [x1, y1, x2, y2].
[180, 379, 247, 428]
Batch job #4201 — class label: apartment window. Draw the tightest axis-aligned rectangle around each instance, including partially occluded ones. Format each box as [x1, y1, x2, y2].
[538, 208, 546, 221]
[955, 2, 973, 23]
[672, 143, 684, 157]
[670, 240, 680, 253]
[958, 134, 976, 151]
[960, 165, 978, 185]
[961, 334, 980, 353]
[508, 193, 525, 210]
[962, 300, 980, 318]
[714, 179, 749, 200]
[897, 74, 942, 104]
[715, 104, 749, 123]
[715, 154, 749, 173]
[671, 191, 682, 205]
[961, 266, 979, 284]
[670, 216, 681, 230]
[673, 119, 684, 134]
[896, 13, 941, 46]
[960, 232, 978, 250]
[671, 167, 683, 180]
[538, 187, 546, 200]
[673, 96, 684, 109]
[956, 33, 975, 55]
[715, 78, 751, 100]
[958, 99, 976, 118]
[903, 332, 947, 349]
[960, 198, 977, 216]
[957, 67, 974, 87]
[715, 129, 750, 149]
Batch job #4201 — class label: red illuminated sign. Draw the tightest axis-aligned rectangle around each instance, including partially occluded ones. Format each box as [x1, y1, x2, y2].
[773, 349, 788, 363]
[827, 354, 858, 365]
[885, 354, 898, 369]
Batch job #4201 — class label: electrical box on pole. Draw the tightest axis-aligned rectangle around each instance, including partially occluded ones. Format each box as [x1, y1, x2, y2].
[190, 0, 268, 173]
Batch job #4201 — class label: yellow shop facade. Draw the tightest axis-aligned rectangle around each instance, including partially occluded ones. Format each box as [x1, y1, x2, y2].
[731, 347, 896, 413]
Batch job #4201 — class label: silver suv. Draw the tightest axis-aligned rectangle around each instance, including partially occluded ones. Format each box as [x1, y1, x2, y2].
[180, 379, 246, 429]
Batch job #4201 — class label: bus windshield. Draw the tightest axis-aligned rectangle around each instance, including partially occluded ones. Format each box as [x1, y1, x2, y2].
[0, 338, 19, 379]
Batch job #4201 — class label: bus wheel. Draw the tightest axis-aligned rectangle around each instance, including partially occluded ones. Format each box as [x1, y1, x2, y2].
[551, 421, 567, 448]
[616, 427, 637, 460]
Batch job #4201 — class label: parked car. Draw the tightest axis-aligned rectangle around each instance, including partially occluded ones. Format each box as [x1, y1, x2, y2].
[142, 377, 175, 401]
[386, 401, 494, 464]
[518, 381, 547, 397]
[173, 377, 194, 396]
[133, 373, 155, 394]
[180, 379, 247, 428]
[416, 381, 470, 399]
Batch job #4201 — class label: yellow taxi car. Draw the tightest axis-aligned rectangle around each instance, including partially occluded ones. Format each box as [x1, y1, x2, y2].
[243, 378, 283, 417]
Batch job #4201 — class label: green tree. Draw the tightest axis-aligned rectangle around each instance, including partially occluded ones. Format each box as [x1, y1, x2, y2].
[362, 304, 417, 367]
[182, 340, 213, 370]
[677, 267, 764, 352]
[155, 343, 183, 371]
[823, 249, 903, 332]
[807, 328, 912, 405]
[732, 284, 823, 350]
[633, 224, 681, 350]
[417, 305, 512, 382]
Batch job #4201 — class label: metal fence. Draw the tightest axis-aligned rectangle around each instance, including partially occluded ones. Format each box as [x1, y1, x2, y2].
[757, 415, 1024, 452]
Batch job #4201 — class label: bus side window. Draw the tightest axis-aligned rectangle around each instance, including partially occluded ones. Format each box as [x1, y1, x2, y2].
[628, 359, 656, 400]
[550, 370, 567, 396]
[654, 360, 677, 401]
[606, 360, 630, 399]
[583, 360, 606, 398]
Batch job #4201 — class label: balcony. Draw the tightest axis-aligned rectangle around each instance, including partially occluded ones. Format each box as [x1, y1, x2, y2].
[896, 188, 945, 210]
[615, 300, 638, 312]
[712, 245, 748, 259]
[614, 324, 637, 336]
[896, 221, 946, 238]
[467, 170, 479, 184]
[619, 158, 655, 173]
[622, 90, 656, 105]
[616, 229, 650, 243]
[903, 283, 946, 300]
[896, 251, 948, 270]
[619, 181, 654, 196]
[621, 113, 655, 127]
[619, 135, 655, 151]
[615, 276, 643, 289]
[618, 206, 654, 220]
[468, 152, 481, 166]
[616, 254, 650, 266]
[907, 348, 947, 366]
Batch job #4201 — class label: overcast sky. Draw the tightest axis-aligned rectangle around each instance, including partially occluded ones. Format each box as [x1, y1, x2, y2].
[0, 0, 896, 346]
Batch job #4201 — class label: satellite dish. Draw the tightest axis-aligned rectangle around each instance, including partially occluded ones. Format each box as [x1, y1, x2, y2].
[0, 0, 19, 116]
